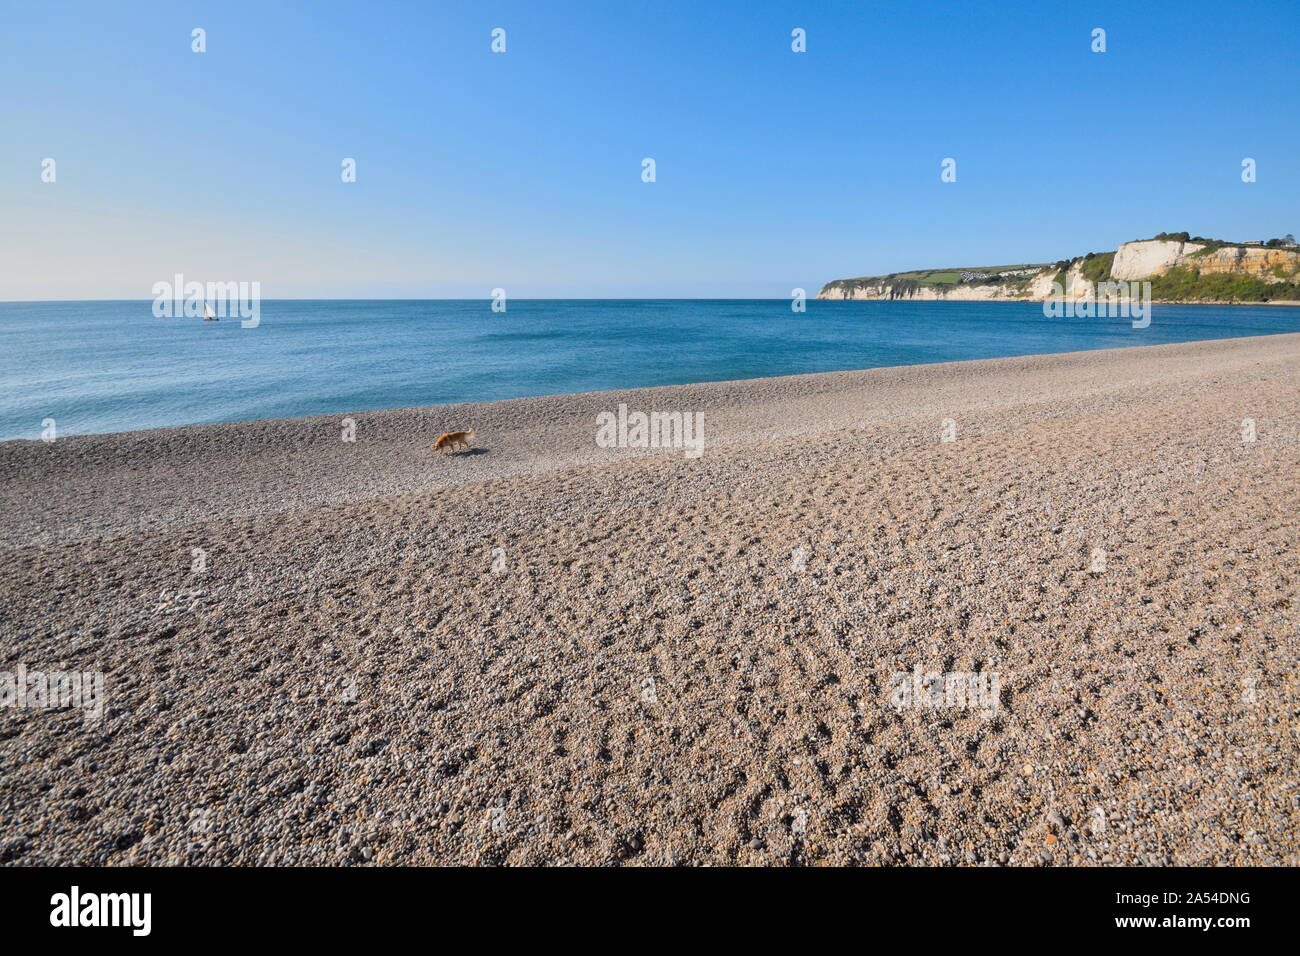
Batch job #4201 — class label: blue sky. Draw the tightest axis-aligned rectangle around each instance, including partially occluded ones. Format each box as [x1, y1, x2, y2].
[2, 0, 1296, 298]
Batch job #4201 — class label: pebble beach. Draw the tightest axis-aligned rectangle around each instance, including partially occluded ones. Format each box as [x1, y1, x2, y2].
[1, 333, 1297, 866]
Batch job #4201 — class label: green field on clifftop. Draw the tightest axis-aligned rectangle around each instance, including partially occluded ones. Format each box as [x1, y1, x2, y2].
[832, 263, 1049, 288]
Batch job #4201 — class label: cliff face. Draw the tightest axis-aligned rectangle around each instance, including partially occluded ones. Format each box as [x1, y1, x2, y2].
[817, 280, 1041, 302]
[1110, 240, 1206, 280]
[1188, 245, 1300, 276]
[819, 265, 1079, 302]
[1111, 239, 1300, 280]
[818, 238, 1300, 301]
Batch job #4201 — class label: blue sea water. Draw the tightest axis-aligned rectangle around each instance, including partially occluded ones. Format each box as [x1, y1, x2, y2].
[2, 299, 1299, 440]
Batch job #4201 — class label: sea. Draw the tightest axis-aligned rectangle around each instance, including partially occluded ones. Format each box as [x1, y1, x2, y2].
[2, 299, 1299, 440]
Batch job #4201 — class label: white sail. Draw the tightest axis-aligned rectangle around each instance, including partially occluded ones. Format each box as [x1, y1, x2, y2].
[202, 303, 216, 320]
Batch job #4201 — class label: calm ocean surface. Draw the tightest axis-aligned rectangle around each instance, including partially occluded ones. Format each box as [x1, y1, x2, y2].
[3, 299, 1299, 440]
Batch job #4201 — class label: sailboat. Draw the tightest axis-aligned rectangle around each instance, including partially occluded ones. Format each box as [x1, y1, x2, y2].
[202, 302, 219, 322]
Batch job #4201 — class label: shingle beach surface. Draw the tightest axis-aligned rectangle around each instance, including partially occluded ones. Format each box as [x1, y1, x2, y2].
[1, 334, 1297, 865]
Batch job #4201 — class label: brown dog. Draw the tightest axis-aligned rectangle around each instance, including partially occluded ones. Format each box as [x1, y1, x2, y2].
[433, 428, 474, 453]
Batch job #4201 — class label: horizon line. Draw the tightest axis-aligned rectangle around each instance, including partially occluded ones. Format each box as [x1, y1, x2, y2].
[0, 296, 812, 304]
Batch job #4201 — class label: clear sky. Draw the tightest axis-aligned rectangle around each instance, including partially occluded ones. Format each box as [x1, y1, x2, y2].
[2, 0, 1296, 299]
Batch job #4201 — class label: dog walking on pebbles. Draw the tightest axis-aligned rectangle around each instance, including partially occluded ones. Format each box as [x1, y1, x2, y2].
[433, 428, 474, 454]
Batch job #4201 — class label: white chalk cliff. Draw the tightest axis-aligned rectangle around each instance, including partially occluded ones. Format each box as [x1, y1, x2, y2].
[1110, 240, 1207, 281]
